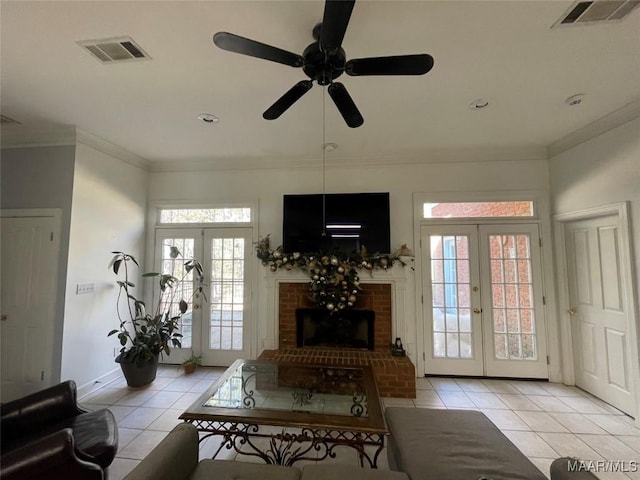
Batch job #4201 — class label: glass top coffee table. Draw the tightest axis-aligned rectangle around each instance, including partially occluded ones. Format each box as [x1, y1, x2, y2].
[179, 359, 387, 467]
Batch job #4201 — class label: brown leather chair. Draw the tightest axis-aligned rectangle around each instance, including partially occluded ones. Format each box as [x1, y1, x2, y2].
[1, 428, 104, 480]
[0, 380, 118, 476]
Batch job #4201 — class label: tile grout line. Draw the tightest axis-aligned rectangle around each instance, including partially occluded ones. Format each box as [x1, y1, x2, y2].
[96, 368, 638, 480]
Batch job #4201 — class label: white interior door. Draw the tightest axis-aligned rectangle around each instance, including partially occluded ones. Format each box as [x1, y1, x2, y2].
[565, 215, 634, 414]
[155, 228, 252, 367]
[422, 224, 548, 378]
[1, 214, 59, 401]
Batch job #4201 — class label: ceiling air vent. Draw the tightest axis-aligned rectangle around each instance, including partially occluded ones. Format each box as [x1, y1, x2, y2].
[553, 0, 640, 27]
[78, 36, 150, 63]
[0, 114, 22, 126]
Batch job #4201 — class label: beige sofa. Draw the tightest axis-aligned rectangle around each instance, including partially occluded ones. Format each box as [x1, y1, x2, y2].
[123, 423, 408, 480]
[124, 416, 600, 480]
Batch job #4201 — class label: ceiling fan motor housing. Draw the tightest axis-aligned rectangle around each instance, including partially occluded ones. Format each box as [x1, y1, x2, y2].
[302, 42, 346, 85]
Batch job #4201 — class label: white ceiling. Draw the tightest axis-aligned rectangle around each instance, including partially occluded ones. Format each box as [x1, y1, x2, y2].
[1, 1, 639, 167]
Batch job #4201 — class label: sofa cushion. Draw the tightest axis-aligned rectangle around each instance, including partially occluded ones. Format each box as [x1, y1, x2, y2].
[190, 459, 302, 480]
[302, 464, 409, 480]
[550, 458, 600, 479]
[124, 423, 198, 480]
[385, 407, 547, 480]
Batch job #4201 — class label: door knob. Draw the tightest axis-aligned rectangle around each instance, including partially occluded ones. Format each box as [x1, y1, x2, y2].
[473, 308, 481, 314]
[567, 307, 577, 315]
[1, 314, 7, 321]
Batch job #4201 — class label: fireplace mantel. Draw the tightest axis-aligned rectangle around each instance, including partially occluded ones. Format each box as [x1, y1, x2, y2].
[261, 259, 415, 364]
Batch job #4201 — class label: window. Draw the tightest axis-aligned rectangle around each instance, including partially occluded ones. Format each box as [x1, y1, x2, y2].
[159, 208, 251, 224]
[423, 201, 534, 219]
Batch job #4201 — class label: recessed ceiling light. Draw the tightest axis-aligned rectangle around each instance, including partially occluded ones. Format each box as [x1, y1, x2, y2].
[565, 94, 585, 106]
[322, 142, 338, 152]
[197, 113, 219, 123]
[469, 98, 489, 110]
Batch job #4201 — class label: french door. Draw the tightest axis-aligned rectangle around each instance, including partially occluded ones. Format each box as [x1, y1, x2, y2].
[422, 224, 548, 378]
[155, 228, 252, 366]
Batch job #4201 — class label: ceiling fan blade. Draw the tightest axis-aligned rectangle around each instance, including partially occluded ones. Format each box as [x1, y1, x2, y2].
[213, 32, 304, 68]
[263, 81, 314, 120]
[345, 54, 434, 76]
[320, 0, 355, 53]
[328, 82, 363, 128]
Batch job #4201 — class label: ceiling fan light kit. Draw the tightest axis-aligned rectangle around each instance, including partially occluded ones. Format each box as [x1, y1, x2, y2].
[212, 0, 434, 128]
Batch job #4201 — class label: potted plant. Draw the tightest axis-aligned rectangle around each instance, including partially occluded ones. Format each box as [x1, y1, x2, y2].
[108, 247, 204, 387]
[181, 351, 202, 375]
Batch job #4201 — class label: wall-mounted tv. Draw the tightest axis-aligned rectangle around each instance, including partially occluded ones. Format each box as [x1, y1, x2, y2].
[283, 193, 390, 254]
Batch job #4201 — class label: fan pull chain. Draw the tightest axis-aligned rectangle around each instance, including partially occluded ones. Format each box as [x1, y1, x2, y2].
[321, 86, 327, 237]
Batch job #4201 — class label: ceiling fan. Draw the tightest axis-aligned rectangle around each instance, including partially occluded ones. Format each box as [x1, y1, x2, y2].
[213, 0, 434, 128]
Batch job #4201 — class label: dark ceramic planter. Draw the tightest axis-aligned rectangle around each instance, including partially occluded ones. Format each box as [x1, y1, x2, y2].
[116, 353, 159, 388]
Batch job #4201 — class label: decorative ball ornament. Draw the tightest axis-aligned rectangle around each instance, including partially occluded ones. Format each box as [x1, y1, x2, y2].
[255, 234, 409, 314]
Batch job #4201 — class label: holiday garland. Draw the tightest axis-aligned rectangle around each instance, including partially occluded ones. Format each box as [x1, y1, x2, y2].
[256, 235, 412, 313]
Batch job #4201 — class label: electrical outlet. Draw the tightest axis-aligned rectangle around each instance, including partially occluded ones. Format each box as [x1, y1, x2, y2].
[76, 283, 95, 295]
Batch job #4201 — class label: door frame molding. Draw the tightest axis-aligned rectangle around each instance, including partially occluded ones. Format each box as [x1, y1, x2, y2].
[553, 202, 640, 422]
[413, 190, 558, 380]
[147, 200, 260, 365]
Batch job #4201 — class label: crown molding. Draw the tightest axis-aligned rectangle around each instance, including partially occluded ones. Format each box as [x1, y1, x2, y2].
[149, 146, 548, 173]
[0, 126, 151, 171]
[0, 126, 77, 148]
[75, 129, 151, 171]
[547, 99, 640, 158]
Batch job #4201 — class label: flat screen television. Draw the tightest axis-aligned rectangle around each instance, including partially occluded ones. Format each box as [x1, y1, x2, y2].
[283, 193, 390, 254]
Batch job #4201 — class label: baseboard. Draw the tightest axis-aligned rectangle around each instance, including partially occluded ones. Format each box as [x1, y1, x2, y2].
[77, 367, 122, 401]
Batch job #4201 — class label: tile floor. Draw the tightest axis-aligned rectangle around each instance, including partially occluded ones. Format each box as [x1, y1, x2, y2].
[79, 366, 640, 480]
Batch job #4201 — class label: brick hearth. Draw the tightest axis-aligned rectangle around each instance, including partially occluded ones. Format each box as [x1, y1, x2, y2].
[259, 282, 416, 398]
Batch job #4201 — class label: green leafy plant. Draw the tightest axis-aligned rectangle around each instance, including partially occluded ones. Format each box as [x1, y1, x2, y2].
[108, 247, 204, 364]
[182, 351, 203, 367]
[181, 350, 203, 374]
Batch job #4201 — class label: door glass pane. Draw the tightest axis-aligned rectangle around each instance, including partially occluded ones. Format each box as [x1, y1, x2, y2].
[210, 237, 245, 351]
[159, 208, 251, 224]
[423, 201, 534, 218]
[430, 235, 472, 358]
[489, 234, 537, 360]
[159, 238, 195, 349]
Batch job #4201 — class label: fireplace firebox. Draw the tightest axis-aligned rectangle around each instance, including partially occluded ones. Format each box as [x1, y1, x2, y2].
[296, 308, 375, 350]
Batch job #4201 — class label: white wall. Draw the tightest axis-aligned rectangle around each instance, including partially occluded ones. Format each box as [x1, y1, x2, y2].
[549, 118, 640, 404]
[61, 142, 148, 389]
[149, 156, 551, 365]
[0, 145, 76, 384]
[549, 118, 640, 285]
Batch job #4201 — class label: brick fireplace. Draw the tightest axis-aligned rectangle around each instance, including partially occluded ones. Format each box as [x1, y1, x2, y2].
[259, 282, 416, 398]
